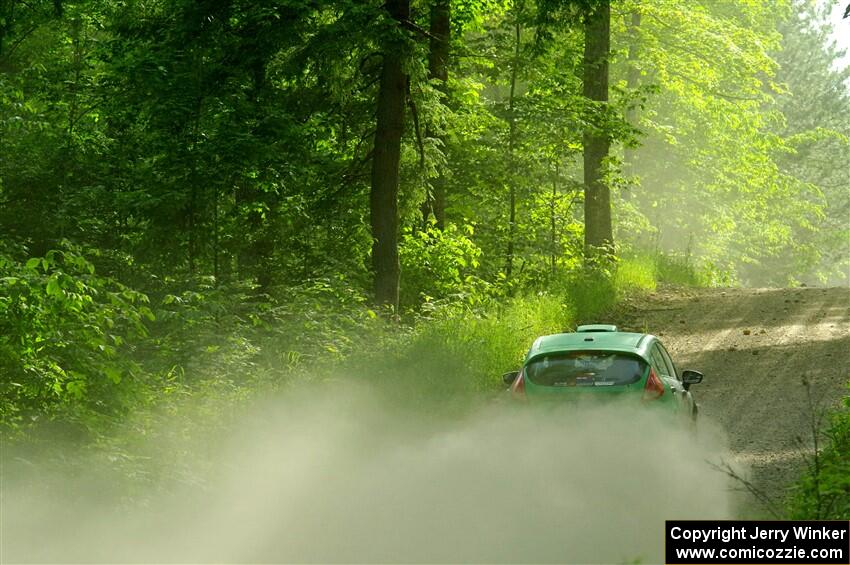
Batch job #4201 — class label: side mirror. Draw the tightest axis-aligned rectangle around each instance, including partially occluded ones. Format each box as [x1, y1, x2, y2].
[502, 371, 520, 385]
[681, 370, 703, 390]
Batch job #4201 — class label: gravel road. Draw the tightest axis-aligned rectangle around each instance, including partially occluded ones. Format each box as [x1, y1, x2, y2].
[612, 286, 850, 513]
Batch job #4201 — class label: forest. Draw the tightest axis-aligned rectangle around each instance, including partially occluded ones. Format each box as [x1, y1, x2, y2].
[1, 0, 849, 561]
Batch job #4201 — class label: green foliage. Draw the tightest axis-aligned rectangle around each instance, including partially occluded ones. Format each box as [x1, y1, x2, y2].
[399, 223, 489, 309]
[0, 244, 152, 433]
[323, 250, 678, 414]
[1, 0, 844, 295]
[0, 0, 846, 505]
[560, 272, 617, 321]
[407, 291, 574, 393]
[146, 275, 393, 387]
[615, 0, 847, 285]
[651, 253, 696, 286]
[613, 251, 734, 288]
[755, 0, 850, 285]
[615, 255, 657, 293]
[787, 385, 850, 520]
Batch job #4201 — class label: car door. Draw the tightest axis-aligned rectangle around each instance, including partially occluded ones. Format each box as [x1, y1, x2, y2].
[649, 342, 687, 414]
[656, 341, 695, 418]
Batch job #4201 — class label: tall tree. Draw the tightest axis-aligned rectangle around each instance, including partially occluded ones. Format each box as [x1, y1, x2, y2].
[582, 0, 612, 259]
[623, 9, 641, 171]
[422, 0, 450, 229]
[759, 0, 850, 284]
[370, 0, 410, 309]
[505, 2, 523, 279]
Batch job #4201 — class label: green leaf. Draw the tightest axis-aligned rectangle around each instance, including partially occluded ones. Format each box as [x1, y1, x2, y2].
[46, 278, 62, 297]
[65, 380, 87, 399]
[104, 367, 122, 384]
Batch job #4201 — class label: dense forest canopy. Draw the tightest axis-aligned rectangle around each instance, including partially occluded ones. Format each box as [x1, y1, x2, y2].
[0, 0, 848, 431]
[1, 0, 847, 292]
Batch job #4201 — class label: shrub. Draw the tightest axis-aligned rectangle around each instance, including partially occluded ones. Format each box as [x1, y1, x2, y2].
[0, 244, 153, 433]
[654, 253, 703, 286]
[787, 384, 850, 519]
[148, 275, 391, 386]
[552, 271, 617, 322]
[399, 223, 490, 310]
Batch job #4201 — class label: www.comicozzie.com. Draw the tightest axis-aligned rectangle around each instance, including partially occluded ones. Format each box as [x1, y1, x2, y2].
[665, 521, 850, 564]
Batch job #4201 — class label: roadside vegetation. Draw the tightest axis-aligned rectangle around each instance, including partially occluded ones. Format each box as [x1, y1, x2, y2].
[1, 245, 696, 441]
[787, 384, 850, 520]
[1, 0, 847, 530]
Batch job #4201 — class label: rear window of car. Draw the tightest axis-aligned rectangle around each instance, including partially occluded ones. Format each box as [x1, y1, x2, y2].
[525, 351, 647, 387]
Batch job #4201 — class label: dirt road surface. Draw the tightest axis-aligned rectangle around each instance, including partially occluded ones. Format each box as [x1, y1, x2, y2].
[614, 286, 849, 513]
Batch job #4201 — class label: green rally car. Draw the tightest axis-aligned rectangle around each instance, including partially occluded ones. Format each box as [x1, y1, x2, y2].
[503, 325, 704, 421]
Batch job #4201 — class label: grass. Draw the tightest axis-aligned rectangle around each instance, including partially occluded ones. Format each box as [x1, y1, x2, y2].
[616, 255, 658, 294]
[654, 252, 704, 286]
[614, 251, 718, 289]
[363, 256, 666, 407]
[407, 292, 574, 391]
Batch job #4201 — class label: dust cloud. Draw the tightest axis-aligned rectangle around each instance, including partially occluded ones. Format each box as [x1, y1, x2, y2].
[3, 384, 738, 563]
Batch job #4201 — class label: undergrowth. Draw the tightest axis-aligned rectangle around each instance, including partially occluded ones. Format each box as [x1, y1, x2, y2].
[4, 243, 843, 521]
[786, 384, 850, 519]
[1, 249, 707, 486]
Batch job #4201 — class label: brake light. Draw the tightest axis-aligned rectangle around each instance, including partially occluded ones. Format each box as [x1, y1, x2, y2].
[511, 370, 525, 396]
[642, 367, 665, 401]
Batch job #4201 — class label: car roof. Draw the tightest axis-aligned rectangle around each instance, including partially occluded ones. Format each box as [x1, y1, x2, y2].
[525, 331, 656, 362]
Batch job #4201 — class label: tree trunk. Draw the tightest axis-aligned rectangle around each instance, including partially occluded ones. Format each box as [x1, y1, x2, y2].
[57, 14, 83, 243]
[370, 0, 409, 310]
[421, 0, 450, 229]
[624, 11, 641, 171]
[550, 162, 559, 274]
[505, 14, 521, 279]
[237, 59, 270, 285]
[582, 0, 613, 259]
